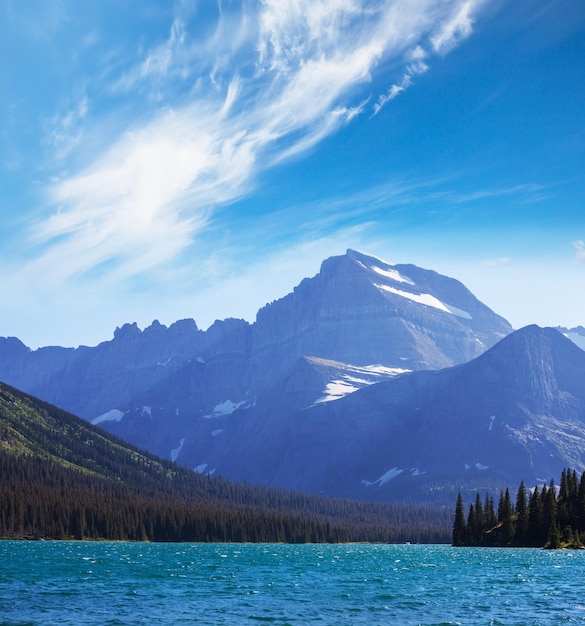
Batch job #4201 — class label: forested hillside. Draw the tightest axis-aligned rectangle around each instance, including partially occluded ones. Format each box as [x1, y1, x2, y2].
[0, 382, 450, 543]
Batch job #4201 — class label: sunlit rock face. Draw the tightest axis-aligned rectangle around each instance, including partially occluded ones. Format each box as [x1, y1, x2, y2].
[252, 249, 511, 373]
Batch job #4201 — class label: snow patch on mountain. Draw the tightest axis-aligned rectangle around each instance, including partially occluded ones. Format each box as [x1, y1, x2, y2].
[362, 467, 404, 487]
[92, 409, 124, 425]
[194, 463, 216, 475]
[203, 399, 249, 418]
[315, 363, 410, 404]
[374, 284, 472, 319]
[464, 462, 490, 470]
[354, 256, 414, 285]
[170, 438, 185, 462]
[317, 380, 361, 403]
[370, 264, 414, 284]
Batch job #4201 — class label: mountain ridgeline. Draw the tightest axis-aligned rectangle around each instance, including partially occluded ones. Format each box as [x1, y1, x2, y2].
[0, 250, 513, 502]
[1, 249, 584, 504]
[0, 381, 452, 542]
[272, 324, 585, 502]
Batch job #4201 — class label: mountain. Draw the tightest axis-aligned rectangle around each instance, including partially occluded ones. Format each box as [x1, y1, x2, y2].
[0, 249, 512, 471]
[2, 250, 582, 505]
[233, 325, 585, 502]
[252, 248, 511, 371]
[557, 326, 585, 351]
[0, 381, 451, 542]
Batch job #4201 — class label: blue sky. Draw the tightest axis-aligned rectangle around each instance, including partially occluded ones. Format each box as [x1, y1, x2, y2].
[1, 0, 584, 348]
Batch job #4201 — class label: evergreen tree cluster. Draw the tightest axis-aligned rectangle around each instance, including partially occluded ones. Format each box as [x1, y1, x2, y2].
[0, 450, 346, 542]
[452, 469, 585, 549]
[0, 381, 451, 543]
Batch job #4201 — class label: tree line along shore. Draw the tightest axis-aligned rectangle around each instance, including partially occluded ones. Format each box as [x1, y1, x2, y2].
[0, 381, 451, 544]
[453, 468, 585, 549]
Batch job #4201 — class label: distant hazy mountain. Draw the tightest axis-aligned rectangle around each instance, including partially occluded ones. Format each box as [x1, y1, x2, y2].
[0, 249, 517, 500]
[557, 326, 585, 352]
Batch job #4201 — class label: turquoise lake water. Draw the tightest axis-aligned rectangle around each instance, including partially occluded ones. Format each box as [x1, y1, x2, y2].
[1, 541, 585, 625]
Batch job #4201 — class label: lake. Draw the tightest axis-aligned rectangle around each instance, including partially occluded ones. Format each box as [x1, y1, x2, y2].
[1, 541, 584, 625]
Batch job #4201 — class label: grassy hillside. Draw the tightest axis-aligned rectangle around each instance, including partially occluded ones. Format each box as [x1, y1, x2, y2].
[0, 381, 451, 542]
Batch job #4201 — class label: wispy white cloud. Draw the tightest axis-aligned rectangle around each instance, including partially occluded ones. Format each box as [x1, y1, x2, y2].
[30, 0, 489, 287]
[431, 0, 481, 54]
[449, 183, 546, 204]
[573, 240, 585, 263]
[257, 176, 547, 234]
[44, 96, 89, 159]
[114, 11, 190, 97]
[373, 45, 429, 115]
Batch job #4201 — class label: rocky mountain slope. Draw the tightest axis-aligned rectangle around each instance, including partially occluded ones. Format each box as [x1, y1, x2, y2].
[0, 381, 451, 541]
[1, 250, 584, 504]
[238, 325, 585, 502]
[557, 326, 585, 351]
[0, 249, 512, 478]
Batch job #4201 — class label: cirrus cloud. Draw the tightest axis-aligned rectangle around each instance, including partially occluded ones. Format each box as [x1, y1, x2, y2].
[30, 0, 489, 286]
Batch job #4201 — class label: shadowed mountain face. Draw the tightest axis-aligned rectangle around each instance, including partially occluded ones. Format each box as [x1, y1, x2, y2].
[0, 380, 454, 542]
[0, 249, 534, 501]
[227, 325, 585, 502]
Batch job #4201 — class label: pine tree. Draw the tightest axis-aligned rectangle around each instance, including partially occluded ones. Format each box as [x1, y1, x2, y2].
[527, 486, 544, 547]
[514, 481, 528, 546]
[498, 488, 514, 546]
[545, 517, 561, 549]
[473, 493, 484, 544]
[542, 480, 557, 542]
[452, 493, 466, 546]
[484, 494, 496, 531]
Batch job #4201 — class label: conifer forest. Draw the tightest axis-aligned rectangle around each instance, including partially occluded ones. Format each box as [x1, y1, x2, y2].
[453, 469, 585, 549]
[0, 382, 451, 544]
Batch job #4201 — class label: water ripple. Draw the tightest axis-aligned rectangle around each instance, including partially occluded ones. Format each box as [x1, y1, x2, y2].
[2, 542, 585, 625]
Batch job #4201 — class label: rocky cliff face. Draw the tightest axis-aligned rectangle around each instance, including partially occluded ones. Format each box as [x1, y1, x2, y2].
[252, 249, 511, 371]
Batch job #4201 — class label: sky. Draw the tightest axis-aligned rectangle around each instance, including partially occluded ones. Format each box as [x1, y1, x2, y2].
[1, 0, 584, 349]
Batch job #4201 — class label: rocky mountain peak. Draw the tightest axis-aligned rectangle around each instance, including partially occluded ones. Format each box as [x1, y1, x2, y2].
[0, 249, 543, 503]
[113, 322, 141, 341]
